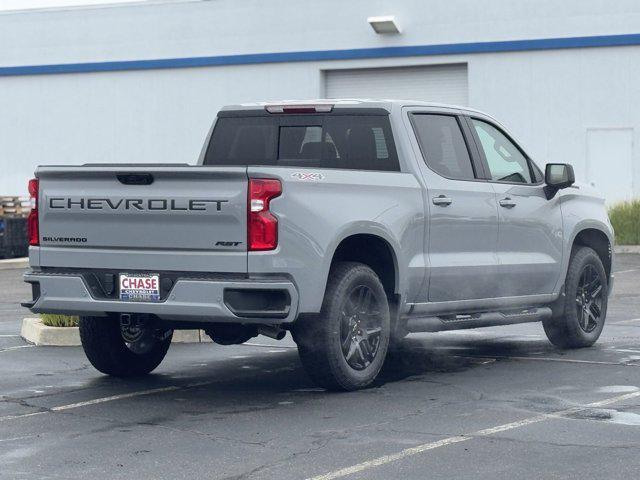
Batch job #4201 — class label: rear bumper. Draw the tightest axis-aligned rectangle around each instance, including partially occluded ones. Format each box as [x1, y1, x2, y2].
[23, 270, 299, 324]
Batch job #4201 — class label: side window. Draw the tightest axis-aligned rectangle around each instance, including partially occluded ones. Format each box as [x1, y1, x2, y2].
[471, 119, 533, 184]
[323, 116, 400, 171]
[411, 114, 476, 180]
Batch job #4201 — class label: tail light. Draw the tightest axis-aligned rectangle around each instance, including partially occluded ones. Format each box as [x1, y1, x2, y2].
[248, 178, 282, 251]
[27, 178, 39, 246]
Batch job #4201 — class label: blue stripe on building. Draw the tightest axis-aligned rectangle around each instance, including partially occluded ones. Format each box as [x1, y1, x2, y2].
[1, 32, 640, 76]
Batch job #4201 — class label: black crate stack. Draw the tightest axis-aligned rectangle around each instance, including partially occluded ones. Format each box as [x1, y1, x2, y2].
[0, 196, 30, 259]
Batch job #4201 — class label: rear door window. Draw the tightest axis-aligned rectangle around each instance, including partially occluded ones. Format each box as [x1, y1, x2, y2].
[411, 114, 476, 180]
[204, 114, 399, 171]
[323, 116, 399, 171]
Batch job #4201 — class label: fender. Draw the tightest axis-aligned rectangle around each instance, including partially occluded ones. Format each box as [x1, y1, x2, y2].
[319, 221, 404, 301]
[554, 219, 614, 295]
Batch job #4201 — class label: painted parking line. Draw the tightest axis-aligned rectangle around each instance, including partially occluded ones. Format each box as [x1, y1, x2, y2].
[0, 411, 47, 422]
[464, 355, 639, 367]
[306, 391, 640, 480]
[611, 318, 640, 325]
[0, 376, 244, 423]
[0, 385, 181, 422]
[0, 345, 34, 353]
[614, 268, 640, 275]
[50, 385, 181, 412]
[0, 347, 297, 423]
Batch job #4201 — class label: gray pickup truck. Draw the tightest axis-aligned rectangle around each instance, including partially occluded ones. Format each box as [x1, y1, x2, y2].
[23, 100, 614, 390]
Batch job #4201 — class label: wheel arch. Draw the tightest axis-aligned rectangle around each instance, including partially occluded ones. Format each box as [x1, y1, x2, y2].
[329, 234, 399, 300]
[324, 226, 402, 303]
[571, 227, 613, 280]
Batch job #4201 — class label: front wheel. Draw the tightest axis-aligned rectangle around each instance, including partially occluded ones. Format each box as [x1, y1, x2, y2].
[293, 262, 391, 391]
[79, 314, 172, 377]
[543, 246, 608, 348]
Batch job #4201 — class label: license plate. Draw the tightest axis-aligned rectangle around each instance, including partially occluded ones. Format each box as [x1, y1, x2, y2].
[119, 273, 160, 302]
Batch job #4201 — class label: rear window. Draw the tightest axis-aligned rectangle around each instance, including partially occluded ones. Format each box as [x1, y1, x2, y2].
[204, 114, 400, 171]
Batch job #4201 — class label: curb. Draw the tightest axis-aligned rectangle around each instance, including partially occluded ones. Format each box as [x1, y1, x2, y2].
[0, 257, 28, 270]
[20, 317, 210, 346]
[615, 245, 640, 254]
[21, 317, 80, 346]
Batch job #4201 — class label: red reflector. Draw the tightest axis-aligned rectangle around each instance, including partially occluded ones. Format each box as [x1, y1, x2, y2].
[27, 178, 39, 246]
[28, 210, 39, 246]
[248, 178, 282, 251]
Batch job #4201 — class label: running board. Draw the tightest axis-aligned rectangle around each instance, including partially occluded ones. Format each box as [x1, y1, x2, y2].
[405, 307, 552, 333]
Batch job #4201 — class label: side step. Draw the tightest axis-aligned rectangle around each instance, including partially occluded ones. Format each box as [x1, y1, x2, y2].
[405, 307, 552, 333]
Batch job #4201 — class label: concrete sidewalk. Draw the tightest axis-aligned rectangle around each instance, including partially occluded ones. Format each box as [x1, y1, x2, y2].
[0, 257, 28, 270]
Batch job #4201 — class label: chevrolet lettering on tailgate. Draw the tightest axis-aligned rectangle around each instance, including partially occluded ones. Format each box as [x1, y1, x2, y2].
[48, 197, 228, 211]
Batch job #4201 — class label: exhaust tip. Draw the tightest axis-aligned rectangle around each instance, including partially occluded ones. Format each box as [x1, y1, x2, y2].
[257, 325, 286, 340]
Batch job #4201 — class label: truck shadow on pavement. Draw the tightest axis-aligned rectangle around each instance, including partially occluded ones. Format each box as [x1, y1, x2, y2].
[377, 334, 555, 384]
[77, 334, 561, 401]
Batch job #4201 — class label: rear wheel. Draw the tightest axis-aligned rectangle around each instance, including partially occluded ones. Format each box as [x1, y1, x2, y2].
[79, 314, 172, 377]
[294, 262, 390, 391]
[543, 246, 608, 348]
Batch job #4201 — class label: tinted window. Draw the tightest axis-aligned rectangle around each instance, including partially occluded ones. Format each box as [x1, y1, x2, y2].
[205, 117, 277, 166]
[204, 114, 399, 171]
[322, 116, 399, 171]
[411, 114, 475, 180]
[472, 119, 533, 184]
[279, 126, 322, 161]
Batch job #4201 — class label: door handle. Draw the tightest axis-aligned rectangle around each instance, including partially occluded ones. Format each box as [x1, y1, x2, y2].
[499, 197, 517, 208]
[432, 195, 452, 206]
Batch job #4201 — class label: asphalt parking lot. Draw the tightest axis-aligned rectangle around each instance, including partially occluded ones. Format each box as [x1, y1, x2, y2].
[1, 256, 640, 480]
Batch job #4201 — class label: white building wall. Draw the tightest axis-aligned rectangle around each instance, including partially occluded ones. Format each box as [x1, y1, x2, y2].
[1, 0, 640, 200]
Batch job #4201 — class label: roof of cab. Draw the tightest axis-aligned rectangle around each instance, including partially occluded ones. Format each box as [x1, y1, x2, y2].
[219, 98, 491, 118]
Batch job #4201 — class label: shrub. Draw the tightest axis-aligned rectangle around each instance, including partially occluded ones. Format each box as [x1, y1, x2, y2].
[40, 314, 79, 328]
[609, 199, 640, 245]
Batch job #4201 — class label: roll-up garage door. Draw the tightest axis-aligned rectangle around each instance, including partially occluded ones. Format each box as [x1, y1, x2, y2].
[324, 64, 468, 106]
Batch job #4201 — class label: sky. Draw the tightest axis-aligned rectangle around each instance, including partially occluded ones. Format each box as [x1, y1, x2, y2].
[0, 0, 145, 11]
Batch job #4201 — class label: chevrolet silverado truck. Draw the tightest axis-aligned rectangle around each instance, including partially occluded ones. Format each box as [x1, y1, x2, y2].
[23, 100, 614, 391]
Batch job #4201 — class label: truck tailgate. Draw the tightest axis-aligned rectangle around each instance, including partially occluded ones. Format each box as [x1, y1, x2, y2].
[35, 165, 248, 273]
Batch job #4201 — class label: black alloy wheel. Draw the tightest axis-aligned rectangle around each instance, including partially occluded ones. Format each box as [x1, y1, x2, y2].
[575, 264, 604, 333]
[340, 285, 383, 370]
[543, 246, 608, 349]
[294, 262, 391, 391]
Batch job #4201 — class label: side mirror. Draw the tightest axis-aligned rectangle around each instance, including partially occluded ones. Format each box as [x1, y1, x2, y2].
[544, 163, 575, 199]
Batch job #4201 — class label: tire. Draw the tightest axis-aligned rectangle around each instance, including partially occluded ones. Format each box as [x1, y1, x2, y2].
[79, 314, 172, 377]
[294, 262, 391, 391]
[543, 246, 608, 348]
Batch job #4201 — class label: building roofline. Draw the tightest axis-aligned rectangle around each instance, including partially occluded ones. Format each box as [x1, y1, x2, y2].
[0, 0, 197, 16]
